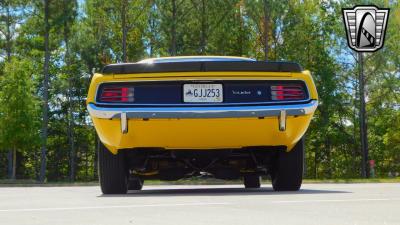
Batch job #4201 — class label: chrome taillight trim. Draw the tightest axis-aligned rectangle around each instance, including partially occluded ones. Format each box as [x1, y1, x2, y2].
[94, 79, 311, 106]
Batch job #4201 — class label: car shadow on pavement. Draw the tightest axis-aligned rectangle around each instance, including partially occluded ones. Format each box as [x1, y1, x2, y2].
[99, 187, 350, 197]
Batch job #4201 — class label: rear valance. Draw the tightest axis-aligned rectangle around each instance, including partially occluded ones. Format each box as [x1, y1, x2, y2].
[102, 61, 303, 74]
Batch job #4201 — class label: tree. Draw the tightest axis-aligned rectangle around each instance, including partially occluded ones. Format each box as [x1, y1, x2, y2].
[156, 0, 195, 56]
[39, 0, 51, 182]
[364, 3, 400, 176]
[190, 0, 250, 56]
[0, 58, 40, 180]
[60, 0, 78, 181]
[244, 0, 277, 60]
[0, 0, 30, 179]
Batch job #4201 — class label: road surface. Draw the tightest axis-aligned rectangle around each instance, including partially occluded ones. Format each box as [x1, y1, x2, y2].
[0, 183, 399, 225]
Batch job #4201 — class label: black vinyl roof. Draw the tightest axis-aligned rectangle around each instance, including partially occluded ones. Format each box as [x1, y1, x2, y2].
[102, 60, 303, 74]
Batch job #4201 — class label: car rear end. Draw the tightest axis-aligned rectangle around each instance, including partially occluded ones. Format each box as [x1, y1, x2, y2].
[87, 57, 318, 194]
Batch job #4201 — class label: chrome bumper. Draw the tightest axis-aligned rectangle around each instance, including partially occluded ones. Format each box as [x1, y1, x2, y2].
[87, 100, 318, 133]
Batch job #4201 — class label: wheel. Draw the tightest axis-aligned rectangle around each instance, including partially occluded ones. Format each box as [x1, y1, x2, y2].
[127, 176, 143, 190]
[244, 174, 261, 188]
[271, 137, 304, 191]
[98, 141, 128, 194]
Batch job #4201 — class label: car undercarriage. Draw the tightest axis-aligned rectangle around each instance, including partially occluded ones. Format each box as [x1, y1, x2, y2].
[124, 147, 285, 181]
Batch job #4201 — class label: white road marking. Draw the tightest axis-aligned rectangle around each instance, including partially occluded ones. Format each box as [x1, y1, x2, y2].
[272, 198, 400, 204]
[0, 202, 230, 213]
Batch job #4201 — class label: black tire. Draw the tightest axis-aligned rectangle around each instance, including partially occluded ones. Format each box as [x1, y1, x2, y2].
[99, 142, 128, 194]
[271, 137, 304, 191]
[244, 174, 261, 188]
[127, 176, 143, 190]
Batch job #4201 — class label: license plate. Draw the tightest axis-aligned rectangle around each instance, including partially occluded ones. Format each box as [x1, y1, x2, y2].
[183, 84, 223, 103]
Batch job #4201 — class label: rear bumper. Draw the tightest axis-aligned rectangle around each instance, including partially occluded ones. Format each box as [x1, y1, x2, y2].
[88, 100, 317, 119]
[88, 101, 317, 153]
[88, 100, 317, 132]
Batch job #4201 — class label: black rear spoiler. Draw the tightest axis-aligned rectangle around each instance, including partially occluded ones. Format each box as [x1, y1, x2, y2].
[101, 61, 303, 74]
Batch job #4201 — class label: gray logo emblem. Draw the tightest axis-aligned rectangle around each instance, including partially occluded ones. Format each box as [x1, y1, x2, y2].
[342, 5, 389, 52]
[185, 90, 193, 96]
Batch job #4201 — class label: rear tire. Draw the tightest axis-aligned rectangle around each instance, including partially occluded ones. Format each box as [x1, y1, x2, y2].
[99, 142, 128, 194]
[271, 137, 304, 191]
[244, 174, 261, 188]
[127, 176, 143, 190]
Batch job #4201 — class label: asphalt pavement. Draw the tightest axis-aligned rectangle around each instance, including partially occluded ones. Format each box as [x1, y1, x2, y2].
[0, 183, 399, 225]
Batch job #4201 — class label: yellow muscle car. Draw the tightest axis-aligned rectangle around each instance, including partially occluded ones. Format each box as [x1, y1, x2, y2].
[87, 56, 318, 194]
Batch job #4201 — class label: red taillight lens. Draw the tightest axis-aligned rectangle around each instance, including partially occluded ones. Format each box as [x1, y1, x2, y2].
[271, 85, 305, 101]
[100, 87, 134, 102]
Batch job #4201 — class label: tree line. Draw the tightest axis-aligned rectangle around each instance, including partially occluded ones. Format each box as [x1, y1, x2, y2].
[0, 0, 399, 182]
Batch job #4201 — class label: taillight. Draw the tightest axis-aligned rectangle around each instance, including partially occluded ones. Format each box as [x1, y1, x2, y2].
[271, 84, 306, 101]
[100, 87, 134, 103]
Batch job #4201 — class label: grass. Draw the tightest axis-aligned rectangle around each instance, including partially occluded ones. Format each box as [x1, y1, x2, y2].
[0, 179, 98, 187]
[302, 177, 400, 184]
[0, 177, 399, 187]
